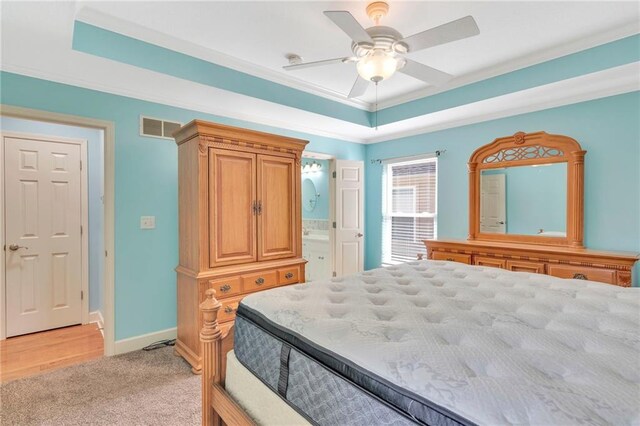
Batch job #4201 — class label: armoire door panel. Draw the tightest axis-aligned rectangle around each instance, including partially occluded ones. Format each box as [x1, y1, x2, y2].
[208, 149, 257, 267]
[257, 155, 296, 261]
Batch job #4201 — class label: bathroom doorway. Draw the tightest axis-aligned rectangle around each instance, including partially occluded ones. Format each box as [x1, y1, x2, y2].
[301, 152, 334, 281]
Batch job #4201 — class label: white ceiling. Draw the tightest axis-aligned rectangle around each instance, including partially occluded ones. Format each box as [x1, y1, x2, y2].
[76, 1, 640, 107]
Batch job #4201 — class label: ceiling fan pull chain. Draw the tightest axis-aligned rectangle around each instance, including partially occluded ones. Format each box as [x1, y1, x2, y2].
[375, 82, 379, 131]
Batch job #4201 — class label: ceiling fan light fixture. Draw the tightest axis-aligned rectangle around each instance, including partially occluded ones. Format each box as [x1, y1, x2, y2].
[356, 49, 400, 82]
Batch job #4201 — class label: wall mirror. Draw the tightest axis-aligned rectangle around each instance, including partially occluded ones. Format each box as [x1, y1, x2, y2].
[469, 131, 586, 247]
[302, 178, 319, 212]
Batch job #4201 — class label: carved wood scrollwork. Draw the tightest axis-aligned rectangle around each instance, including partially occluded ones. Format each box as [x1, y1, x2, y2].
[198, 139, 208, 155]
[514, 131, 526, 144]
[483, 145, 564, 163]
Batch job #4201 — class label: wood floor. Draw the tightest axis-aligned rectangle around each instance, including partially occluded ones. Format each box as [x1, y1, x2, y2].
[0, 323, 104, 383]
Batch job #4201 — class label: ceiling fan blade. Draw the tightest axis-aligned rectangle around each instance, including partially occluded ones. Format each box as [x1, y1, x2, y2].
[348, 75, 369, 99]
[324, 11, 373, 44]
[283, 57, 352, 71]
[399, 59, 453, 86]
[401, 15, 479, 52]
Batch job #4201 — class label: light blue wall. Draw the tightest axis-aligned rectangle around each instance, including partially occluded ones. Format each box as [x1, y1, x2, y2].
[0, 71, 365, 340]
[365, 92, 640, 285]
[301, 159, 329, 220]
[1, 117, 105, 312]
[483, 164, 567, 235]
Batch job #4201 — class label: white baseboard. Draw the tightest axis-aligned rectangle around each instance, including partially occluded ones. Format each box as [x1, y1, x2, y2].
[114, 327, 177, 355]
[89, 310, 104, 334]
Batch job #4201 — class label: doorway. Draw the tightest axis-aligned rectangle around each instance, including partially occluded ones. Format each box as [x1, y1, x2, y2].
[301, 153, 334, 281]
[301, 152, 364, 281]
[0, 105, 115, 362]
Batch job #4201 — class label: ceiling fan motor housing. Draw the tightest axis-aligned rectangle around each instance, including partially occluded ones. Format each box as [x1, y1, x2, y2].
[351, 26, 408, 57]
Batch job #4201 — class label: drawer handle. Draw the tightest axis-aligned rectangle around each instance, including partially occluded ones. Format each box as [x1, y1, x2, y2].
[318, 256, 324, 260]
[573, 273, 588, 280]
[219, 284, 231, 293]
[224, 306, 236, 314]
[446, 257, 454, 261]
[285, 272, 294, 279]
[255, 277, 265, 285]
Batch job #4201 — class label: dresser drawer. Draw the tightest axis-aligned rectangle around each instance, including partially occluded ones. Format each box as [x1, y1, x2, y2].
[547, 264, 616, 284]
[474, 256, 506, 269]
[218, 296, 243, 323]
[277, 266, 300, 285]
[506, 260, 545, 274]
[242, 270, 277, 292]
[207, 276, 241, 298]
[431, 252, 472, 264]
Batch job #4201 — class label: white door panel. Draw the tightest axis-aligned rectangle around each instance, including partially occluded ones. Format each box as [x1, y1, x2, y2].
[4, 136, 83, 337]
[335, 160, 364, 276]
[480, 174, 506, 234]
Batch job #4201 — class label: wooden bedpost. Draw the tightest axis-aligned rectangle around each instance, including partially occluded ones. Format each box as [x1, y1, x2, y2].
[200, 289, 222, 426]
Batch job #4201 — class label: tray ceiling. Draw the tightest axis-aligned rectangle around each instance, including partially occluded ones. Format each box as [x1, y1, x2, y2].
[79, 1, 639, 107]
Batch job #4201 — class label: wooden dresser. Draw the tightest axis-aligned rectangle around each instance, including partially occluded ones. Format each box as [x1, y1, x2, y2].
[422, 131, 638, 287]
[424, 239, 638, 287]
[174, 120, 308, 373]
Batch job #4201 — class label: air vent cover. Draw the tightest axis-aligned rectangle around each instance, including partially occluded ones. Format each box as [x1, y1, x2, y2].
[140, 116, 182, 140]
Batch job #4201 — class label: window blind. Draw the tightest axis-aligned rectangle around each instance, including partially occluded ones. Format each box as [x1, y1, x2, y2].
[382, 156, 437, 264]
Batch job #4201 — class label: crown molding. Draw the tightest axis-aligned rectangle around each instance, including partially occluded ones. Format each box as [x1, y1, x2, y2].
[74, 7, 373, 112]
[376, 21, 640, 110]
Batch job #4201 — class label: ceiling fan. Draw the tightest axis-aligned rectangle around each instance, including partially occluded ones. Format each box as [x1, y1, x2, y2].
[283, 1, 480, 99]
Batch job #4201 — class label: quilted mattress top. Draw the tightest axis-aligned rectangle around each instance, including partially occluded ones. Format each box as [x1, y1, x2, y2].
[241, 260, 640, 425]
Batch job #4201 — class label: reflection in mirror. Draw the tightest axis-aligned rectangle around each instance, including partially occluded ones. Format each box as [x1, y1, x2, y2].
[302, 178, 319, 212]
[480, 163, 567, 236]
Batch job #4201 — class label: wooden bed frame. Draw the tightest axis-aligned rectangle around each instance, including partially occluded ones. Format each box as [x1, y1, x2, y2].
[200, 289, 255, 426]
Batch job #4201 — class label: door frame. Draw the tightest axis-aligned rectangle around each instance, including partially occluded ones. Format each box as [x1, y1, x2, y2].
[1, 131, 89, 333]
[0, 105, 115, 356]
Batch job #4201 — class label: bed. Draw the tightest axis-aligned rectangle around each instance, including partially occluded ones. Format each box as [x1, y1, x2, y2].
[199, 260, 640, 426]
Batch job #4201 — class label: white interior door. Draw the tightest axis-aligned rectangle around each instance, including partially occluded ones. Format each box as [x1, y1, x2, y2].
[334, 160, 364, 276]
[4, 135, 83, 337]
[480, 174, 506, 233]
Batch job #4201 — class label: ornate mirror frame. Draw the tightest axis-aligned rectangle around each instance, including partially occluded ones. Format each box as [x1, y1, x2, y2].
[468, 131, 586, 248]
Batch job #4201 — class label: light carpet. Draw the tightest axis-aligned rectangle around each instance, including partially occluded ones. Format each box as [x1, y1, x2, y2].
[0, 346, 200, 425]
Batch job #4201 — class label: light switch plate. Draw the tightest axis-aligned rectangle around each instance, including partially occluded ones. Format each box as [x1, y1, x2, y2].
[140, 216, 156, 229]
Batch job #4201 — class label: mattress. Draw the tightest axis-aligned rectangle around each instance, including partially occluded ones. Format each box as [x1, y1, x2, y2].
[234, 260, 640, 425]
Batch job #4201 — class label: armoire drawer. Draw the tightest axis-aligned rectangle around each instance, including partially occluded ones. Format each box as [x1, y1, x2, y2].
[218, 296, 243, 323]
[547, 264, 616, 284]
[431, 252, 472, 264]
[242, 270, 277, 292]
[207, 276, 242, 298]
[277, 266, 300, 285]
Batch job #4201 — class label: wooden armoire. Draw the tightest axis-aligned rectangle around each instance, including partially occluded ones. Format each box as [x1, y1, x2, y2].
[174, 120, 308, 373]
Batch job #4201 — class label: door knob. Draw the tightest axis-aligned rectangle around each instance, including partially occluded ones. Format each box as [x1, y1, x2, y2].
[356, 233, 363, 237]
[8, 244, 26, 251]
[497, 221, 505, 225]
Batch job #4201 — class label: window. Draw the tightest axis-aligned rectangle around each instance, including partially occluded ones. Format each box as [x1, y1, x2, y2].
[382, 156, 437, 264]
